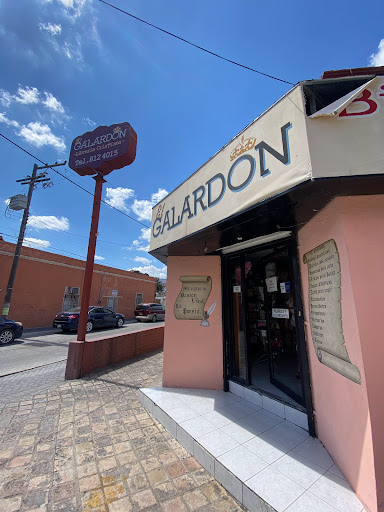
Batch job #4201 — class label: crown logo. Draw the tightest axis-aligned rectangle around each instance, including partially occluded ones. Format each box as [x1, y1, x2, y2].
[156, 203, 165, 219]
[230, 135, 256, 161]
[113, 126, 122, 133]
[75, 137, 82, 145]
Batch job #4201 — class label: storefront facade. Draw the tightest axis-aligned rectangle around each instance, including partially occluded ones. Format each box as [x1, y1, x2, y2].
[149, 67, 384, 512]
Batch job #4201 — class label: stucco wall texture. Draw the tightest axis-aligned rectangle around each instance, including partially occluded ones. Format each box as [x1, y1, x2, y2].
[66, 325, 164, 378]
[162, 255, 223, 390]
[298, 195, 384, 512]
[0, 240, 156, 328]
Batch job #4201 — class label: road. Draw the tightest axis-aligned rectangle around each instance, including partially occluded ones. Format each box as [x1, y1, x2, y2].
[0, 320, 164, 377]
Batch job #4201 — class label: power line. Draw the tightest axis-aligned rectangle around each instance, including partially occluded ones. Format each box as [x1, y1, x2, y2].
[0, 230, 87, 261]
[0, 202, 147, 250]
[0, 132, 150, 229]
[98, 0, 295, 86]
[0, 224, 144, 263]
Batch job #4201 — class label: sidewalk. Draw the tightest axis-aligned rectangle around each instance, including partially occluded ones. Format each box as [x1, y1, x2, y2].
[0, 350, 245, 512]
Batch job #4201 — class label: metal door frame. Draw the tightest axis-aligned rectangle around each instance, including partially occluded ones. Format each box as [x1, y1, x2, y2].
[222, 236, 315, 436]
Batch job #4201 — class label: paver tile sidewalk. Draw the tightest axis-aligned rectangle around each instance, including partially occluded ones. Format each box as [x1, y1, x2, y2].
[0, 350, 246, 512]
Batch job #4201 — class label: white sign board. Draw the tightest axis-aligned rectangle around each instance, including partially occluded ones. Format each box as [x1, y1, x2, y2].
[150, 86, 311, 251]
[272, 308, 290, 319]
[266, 276, 278, 292]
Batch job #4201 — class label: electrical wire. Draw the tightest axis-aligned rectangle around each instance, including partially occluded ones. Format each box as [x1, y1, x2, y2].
[0, 198, 146, 266]
[98, 0, 295, 86]
[0, 229, 147, 271]
[0, 216, 144, 262]
[0, 204, 143, 250]
[0, 229, 87, 260]
[0, 132, 150, 229]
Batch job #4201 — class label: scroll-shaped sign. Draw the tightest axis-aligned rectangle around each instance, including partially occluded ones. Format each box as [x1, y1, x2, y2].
[174, 276, 214, 325]
[68, 122, 137, 176]
[303, 239, 361, 384]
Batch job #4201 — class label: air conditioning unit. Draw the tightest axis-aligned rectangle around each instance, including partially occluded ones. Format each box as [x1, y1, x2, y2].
[68, 287, 80, 295]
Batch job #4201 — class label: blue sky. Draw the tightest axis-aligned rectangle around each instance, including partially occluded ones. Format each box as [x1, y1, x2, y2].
[0, 0, 383, 280]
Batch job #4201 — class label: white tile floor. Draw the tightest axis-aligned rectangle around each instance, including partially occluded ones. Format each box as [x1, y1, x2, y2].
[138, 387, 365, 512]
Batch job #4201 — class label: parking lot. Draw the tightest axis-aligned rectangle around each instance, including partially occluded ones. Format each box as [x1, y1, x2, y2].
[0, 320, 164, 377]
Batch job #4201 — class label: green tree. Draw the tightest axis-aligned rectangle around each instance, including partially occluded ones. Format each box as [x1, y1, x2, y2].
[156, 278, 164, 294]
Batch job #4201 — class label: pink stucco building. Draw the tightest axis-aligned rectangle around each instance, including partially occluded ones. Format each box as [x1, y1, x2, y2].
[145, 67, 384, 512]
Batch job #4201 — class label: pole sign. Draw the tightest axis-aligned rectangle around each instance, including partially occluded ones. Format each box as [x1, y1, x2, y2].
[68, 122, 137, 176]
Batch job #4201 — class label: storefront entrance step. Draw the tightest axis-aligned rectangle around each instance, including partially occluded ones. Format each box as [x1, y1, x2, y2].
[229, 380, 308, 431]
[138, 387, 365, 512]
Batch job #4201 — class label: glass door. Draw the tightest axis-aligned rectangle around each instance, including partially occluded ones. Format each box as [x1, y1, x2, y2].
[261, 246, 303, 404]
[226, 241, 305, 407]
[228, 257, 248, 382]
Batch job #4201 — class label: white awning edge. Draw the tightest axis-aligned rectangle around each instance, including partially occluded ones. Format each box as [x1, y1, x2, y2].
[310, 77, 377, 118]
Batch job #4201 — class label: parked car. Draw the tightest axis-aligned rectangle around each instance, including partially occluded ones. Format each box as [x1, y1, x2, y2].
[134, 303, 165, 322]
[53, 307, 125, 333]
[0, 318, 23, 344]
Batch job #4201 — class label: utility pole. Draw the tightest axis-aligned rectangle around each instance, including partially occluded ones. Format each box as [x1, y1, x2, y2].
[1, 161, 66, 319]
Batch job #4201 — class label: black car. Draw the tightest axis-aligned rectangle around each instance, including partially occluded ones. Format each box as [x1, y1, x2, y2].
[0, 318, 23, 344]
[53, 307, 125, 333]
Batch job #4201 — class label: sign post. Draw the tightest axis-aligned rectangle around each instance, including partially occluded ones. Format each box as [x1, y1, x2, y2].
[65, 122, 137, 379]
[76, 173, 105, 341]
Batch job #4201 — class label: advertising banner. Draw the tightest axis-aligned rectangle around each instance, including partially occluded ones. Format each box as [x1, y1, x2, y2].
[150, 86, 312, 251]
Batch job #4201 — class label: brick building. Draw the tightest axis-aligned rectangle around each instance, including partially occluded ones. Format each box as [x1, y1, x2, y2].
[0, 239, 157, 328]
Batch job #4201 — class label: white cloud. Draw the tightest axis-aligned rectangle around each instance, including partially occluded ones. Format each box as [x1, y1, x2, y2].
[0, 86, 65, 116]
[129, 239, 150, 252]
[58, 0, 74, 6]
[95, 255, 105, 261]
[140, 227, 151, 242]
[127, 227, 152, 252]
[105, 187, 134, 212]
[27, 215, 70, 231]
[42, 93, 65, 114]
[129, 264, 167, 280]
[39, 23, 62, 36]
[38, 0, 89, 18]
[369, 39, 384, 66]
[0, 113, 19, 128]
[62, 39, 83, 62]
[64, 0, 88, 18]
[36, 1, 100, 65]
[15, 86, 40, 105]
[131, 188, 168, 221]
[23, 237, 51, 249]
[83, 117, 96, 128]
[134, 256, 150, 265]
[0, 90, 12, 107]
[18, 122, 66, 151]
